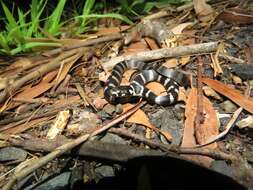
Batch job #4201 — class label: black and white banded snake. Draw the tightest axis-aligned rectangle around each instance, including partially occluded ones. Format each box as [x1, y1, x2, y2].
[104, 60, 189, 106]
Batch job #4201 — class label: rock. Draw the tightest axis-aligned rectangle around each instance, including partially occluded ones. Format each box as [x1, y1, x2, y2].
[97, 110, 112, 120]
[0, 147, 27, 162]
[220, 100, 238, 113]
[230, 64, 253, 80]
[69, 166, 83, 189]
[210, 160, 235, 178]
[24, 172, 71, 190]
[160, 110, 183, 145]
[115, 104, 123, 114]
[151, 109, 183, 145]
[95, 165, 115, 178]
[100, 133, 128, 145]
[103, 104, 116, 115]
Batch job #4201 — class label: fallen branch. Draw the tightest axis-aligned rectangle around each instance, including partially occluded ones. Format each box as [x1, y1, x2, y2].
[0, 49, 83, 104]
[109, 128, 237, 162]
[102, 42, 219, 72]
[9, 134, 167, 163]
[3, 101, 145, 190]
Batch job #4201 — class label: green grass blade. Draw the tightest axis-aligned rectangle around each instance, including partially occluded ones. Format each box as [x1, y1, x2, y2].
[10, 41, 62, 55]
[0, 32, 11, 54]
[44, 0, 66, 35]
[1, 2, 19, 31]
[81, 0, 95, 27]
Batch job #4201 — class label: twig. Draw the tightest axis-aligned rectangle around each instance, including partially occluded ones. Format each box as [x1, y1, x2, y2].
[9, 134, 167, 163]
[109, 128, 237, 162]
[192, 107, 243, 148]
[102, 42, 219, 72]
[219, 53, 246, 64]
[74, 83, 97, 111]
[43, 33, 123, 57]
[0, 49, 83, 104]
[2, 101, 145, 190]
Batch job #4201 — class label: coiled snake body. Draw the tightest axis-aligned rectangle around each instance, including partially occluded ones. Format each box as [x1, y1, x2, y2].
[104, 60, 189, 106]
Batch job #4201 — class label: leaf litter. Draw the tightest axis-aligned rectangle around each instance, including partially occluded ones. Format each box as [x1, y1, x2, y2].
[1, 1, 253, 189]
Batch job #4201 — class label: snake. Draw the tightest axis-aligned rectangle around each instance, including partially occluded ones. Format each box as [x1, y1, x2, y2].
[104, 60, 189, 106]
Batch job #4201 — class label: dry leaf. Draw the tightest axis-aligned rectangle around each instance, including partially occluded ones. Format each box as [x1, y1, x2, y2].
[193, 0, 214, 23]
[123, 103, 172, 141]
[144, 37, 159, 50]
[202, 78, 253, 114]
[218, 7, 253, 25]
[1, 117, 52, 134]
[171, 22, 194, 35]
[95, 26, 130, 36]
[124, 41, 149, 54]
[4, 71, 57, 111]
[93, 97, 108, 110]
[182, 88, 218, 167]
[163, 59, 178, 68]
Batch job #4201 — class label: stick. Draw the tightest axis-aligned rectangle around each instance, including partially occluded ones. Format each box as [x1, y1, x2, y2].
[43, 33, 123, 56]
[102, 42, 219, 72]
[9, 134, 167, 163]
[2, 101, 145, 190]
[109, 128, 237, 162]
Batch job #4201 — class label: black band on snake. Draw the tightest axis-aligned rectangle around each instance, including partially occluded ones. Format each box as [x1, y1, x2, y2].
[104, 60, 189, 106]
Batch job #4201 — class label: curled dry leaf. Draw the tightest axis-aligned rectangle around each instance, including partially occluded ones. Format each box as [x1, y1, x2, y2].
[171, 22, 194, 35]
[236, 116, 253, 129]
[182, 88, 218, 167]
[123, 103, 172, 141]
[193, 0, 214, 23]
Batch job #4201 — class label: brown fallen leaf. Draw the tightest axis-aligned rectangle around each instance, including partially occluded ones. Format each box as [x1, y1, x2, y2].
[4, 71, 57, 111]
[144, 37, 159, 50]
[171, 22, 194, 35]
[218, 7, 253, 25]
[182, 88, 218, 167]
[95, 26, 130, 36]
[193, 0, 214, 23]
[93, 97, 108, 110]
[1, 117, 52, 135]
[202, 78, 253, 114]
[123, 41, 149, 54]
[51, 56, 79, 91]
[123, 103, 172, 141]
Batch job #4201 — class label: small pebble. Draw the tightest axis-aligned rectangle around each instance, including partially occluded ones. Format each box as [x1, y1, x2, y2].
[220, 100, 237, 113]
[115, 104, 123, 114]
[0, 147, 27, 162]
[103, 104, 116, 115]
